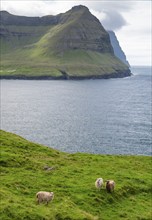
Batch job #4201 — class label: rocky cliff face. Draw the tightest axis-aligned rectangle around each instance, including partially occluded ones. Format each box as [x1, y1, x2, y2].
[61, 6, 113, 53]
[108, 30, 130, 66]
[0, 5, 131, 79]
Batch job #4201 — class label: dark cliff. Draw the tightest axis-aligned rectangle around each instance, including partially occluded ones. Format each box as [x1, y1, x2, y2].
[108, 30, 130, 66]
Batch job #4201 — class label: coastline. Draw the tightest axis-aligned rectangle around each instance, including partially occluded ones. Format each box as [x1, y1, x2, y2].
[0, 69, 131, 80]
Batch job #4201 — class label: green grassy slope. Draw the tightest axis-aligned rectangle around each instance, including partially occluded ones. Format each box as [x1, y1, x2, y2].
[0, 130, 151, 220]
[1, 48, 129, 78]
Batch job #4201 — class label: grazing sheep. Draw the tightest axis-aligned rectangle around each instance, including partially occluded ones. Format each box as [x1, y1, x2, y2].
[36, 191, 54, 204]
[106, 180, 115, 193]
[95, 178, 104, 190]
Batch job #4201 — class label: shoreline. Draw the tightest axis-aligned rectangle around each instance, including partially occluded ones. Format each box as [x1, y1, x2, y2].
[0, 69, 132, 80]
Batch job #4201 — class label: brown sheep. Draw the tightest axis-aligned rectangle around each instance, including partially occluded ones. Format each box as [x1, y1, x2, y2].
[106, 180, 115, 193]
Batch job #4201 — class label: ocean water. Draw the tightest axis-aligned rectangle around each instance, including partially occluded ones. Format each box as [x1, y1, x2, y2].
[1, 66, 151, 155]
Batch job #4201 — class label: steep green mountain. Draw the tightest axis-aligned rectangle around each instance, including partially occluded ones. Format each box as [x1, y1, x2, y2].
[0, 5, 131, 79]
[0, 130, 151, 219]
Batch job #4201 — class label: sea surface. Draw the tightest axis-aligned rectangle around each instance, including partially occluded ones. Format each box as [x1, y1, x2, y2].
[1, 66, 151, 155]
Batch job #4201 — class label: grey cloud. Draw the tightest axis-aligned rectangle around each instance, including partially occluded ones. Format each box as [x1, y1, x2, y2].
[76, 1, 133, 31]
[102, 1, 134, 11]
[101, 10, 128, 31]
[83, 1, 135, 12]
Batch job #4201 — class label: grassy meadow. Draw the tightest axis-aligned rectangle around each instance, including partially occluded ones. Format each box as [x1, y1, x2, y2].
[1, 49, 128, 79]
[0, 130, 151, 220]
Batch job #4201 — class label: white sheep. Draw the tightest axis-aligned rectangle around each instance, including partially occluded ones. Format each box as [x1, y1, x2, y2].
[36, 191, 54, 204]
[95, 178, 104, 190]
[106, 180, 115, 193]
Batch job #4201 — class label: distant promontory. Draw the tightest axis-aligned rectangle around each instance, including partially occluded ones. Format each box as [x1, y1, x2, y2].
[0, 5, 131, 79]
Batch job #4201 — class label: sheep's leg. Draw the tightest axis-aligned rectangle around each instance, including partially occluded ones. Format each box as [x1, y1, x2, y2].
[37, 199, 40, 204]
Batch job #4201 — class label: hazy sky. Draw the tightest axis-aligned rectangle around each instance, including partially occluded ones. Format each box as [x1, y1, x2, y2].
[1, 0, 151, 66]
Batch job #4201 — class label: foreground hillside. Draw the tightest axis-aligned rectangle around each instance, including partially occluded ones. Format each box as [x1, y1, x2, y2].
[0, 6, 131, 79]
[0, 130, 151, 220]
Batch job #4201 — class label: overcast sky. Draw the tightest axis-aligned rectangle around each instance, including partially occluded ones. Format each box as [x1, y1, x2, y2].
[1, 0, 151, 66]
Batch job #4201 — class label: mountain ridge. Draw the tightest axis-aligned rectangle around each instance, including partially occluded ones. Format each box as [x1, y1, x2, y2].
[0, 5, 131, 79]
